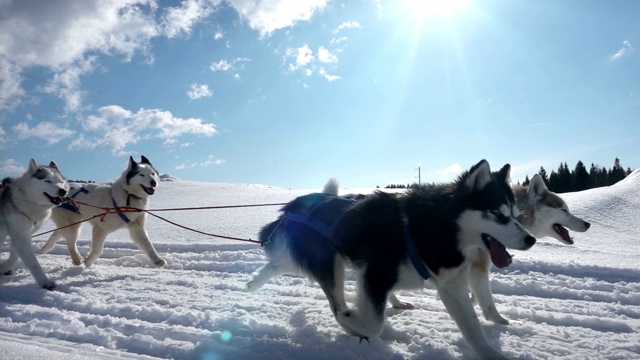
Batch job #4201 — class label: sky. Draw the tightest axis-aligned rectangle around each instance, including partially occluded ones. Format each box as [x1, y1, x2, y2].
[0, 0, 639, 189]
[1, 171, 639, 359]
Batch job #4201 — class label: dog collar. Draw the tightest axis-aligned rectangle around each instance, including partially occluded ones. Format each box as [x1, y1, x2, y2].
[404, 224, 432, 280]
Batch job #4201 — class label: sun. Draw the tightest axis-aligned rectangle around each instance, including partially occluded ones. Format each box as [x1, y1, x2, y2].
[403, 0, 471, 19]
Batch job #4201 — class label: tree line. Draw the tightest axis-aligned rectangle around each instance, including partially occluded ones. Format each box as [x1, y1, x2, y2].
[522, 158, 634, 193]
[383, 158, 635, 193]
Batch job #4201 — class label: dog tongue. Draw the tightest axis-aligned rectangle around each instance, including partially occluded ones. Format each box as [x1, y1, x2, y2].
[488, 237, 512, 268]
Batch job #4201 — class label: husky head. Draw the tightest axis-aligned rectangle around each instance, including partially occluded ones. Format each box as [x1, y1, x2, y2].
[458, 160, 536, 268]
[521, 174, 590, 245]
[123, 155, 160, 199]
[25, 158, 69, 207]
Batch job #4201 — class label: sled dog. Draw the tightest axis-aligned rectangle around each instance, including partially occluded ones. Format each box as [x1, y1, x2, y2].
[0, 159, 69, 290]
[514, 173, 590, 244]
[248, 160, 535, 359]
[41, 156, 166, 268]
[469, 172, 591, 325]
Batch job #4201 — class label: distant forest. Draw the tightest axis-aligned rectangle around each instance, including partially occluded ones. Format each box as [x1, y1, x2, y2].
[385, 158, 635, 194]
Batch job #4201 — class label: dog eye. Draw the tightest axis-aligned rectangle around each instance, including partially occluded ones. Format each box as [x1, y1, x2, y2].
[45, 180, 52, 184]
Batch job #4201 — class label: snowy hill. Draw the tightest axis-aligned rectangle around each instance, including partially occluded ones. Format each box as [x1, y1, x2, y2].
[0, 177, 639, 359]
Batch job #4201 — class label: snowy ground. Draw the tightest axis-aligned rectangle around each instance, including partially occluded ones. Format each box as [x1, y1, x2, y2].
[1, 172, 639, 360]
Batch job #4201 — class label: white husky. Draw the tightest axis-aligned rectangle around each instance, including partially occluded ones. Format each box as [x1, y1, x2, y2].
[41, 156, 166, 268]
[0, 159, 69, 290]
[469, 173, 591, 325]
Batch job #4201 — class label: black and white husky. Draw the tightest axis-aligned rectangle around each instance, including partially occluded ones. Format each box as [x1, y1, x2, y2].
[41, 156, 166, 268]
[1, 159, 69, 290]
[247, 160, 535, 359]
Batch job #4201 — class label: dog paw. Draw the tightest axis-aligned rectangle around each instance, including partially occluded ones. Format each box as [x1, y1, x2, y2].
[154, 259, 167, 267]
[392, 301, 415, 310]
[72, 259, 82, 266]
[41, 281, 57, 291]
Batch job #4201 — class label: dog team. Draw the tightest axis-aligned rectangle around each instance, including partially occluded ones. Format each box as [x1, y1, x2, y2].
[0, 157, 590, 359]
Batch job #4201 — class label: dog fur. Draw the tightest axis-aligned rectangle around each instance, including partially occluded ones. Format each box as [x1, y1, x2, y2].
[248, 160, 535, 359]
[41, 156, 165, 268]
[0, 159, 69, 290]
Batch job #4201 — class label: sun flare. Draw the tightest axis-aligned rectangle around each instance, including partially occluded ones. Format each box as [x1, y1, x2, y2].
[403, 0, 471, 18]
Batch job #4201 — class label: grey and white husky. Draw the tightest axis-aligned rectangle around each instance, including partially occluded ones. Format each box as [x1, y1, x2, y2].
[469, 173, 591, 325]
[41, 156, 166, 268]
[1, 159, 69, 290]
[247, 160, 535, 359]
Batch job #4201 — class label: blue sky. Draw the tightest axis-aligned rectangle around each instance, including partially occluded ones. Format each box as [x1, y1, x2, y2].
[1, 0, 638, 189]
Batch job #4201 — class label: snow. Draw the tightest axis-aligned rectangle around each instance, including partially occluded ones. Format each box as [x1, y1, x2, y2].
[1, 177, 639, 360]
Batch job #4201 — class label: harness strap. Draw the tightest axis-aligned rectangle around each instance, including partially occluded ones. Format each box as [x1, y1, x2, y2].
[404, 224, 432, 280]
[283, 212, 334, 239]
[58, 186, 90, 214]
[112, 197, 131, 223]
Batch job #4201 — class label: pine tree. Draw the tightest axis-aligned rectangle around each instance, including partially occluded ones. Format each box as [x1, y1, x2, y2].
[548, 171, 560, 192]
[573, 161, 590, 191]
[538, 167, 549, 186]
[523, 175, 530, 186]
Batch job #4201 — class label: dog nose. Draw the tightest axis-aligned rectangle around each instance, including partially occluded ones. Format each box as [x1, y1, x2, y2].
[584, 221, 591, 230]
[524, 235, 536, 248]
[151, 180, 157, 187]
[58, 188, 67, 197]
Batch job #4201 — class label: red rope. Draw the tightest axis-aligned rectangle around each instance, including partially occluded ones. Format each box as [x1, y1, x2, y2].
[31, 199, 285, 243]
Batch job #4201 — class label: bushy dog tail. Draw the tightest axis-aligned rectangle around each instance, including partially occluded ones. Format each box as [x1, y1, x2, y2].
[322, 178, 339, 195]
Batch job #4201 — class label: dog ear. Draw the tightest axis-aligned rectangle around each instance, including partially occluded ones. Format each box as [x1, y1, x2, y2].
[28, 158, 38, 174]
[140, 155, 151, 165]
[527, 174, 547, 199]
[496, 163, 511, 185]
[49, 161, 59, 170]
[128, 156, 137, 170]
[465, 159, 492, 191]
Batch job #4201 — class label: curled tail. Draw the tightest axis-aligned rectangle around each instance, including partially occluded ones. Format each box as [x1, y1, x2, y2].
[322, 178, 339, 196]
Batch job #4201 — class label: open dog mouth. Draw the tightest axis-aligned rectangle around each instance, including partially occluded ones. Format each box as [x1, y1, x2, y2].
[553, 224, 574, 245]
[44, 192, 65, 205]
[141, 185, 155, 195]
[481, 233, 513, 268]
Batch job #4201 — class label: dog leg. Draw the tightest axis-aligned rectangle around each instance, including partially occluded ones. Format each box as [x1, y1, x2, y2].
[469, 252, 509, 325]
[40, 230, 61, 254]
[58, 225, 84, 266]
[128, 218, 166, 267]
[83, 226, 109, 268]
[245, 262, 285, 291]
[336, 267, 390, 339]
[0, 247, 19, 275]
[8, 230, 56, 290]
[437, 274, 508, 360]
[389, 293, 414, 309]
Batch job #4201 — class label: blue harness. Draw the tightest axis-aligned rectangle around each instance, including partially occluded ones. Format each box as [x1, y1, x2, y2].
[59, 186, 130, 223]
[404, 224, 432, 280]
[276, 194, 432, 280]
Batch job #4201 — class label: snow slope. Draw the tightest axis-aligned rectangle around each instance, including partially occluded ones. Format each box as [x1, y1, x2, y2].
[0, 176, 639, 359]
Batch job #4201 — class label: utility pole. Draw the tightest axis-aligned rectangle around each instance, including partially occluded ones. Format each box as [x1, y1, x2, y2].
[415, 166, 421, 185]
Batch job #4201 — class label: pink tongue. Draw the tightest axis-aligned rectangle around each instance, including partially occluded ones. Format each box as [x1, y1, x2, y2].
[489, 238, 512, 268]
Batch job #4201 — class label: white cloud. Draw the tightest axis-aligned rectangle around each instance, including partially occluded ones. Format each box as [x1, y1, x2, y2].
[13, 121, 75, 145]
[333, 21, 361, 34]
[441, 163, 462, 175]
[70, 105, 217, 154]
[318, 46, 338, 63]
[175, 155, 225, 170]
[187, 84, 213, 100]
[610, 40, 633, 61]
[162, 0, 220, 39]
[319, 68, 340, 82]
[210, 58, 251, 72]
[0, 158, 24, 175]
[287, 45, 314, 71]
[214, 31, 224, 40]
[226, 0, 328, 38]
